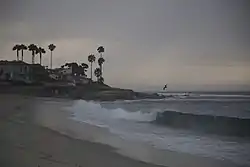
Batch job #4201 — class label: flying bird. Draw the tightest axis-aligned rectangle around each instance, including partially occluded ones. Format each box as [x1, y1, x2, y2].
[163, 84, 168, 90]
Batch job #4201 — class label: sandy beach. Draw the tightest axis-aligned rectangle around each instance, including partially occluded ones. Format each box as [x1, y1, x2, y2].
[0, 95, 162, 167]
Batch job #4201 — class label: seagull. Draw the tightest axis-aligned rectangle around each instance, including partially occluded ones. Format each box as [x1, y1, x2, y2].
[163, 84, 168, 90]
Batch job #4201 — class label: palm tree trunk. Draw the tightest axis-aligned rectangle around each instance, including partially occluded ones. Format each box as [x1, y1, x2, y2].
[21, 50, 24, 61]
[90, 62, 93, 81]
[40, 53, 42, 65]
[100, 64, 103, 78]
[100, 53, 103, 77]
[16, 50, 19, 61]
[102, 64, 103, 77]
[50, 51, 52, 69]
[32, 51, 34, 64]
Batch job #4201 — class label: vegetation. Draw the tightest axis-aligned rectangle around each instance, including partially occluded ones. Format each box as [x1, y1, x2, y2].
[97, 46, 104, 57]
[36, 47, 46, 65]
[64, 62, 89, 76]
[12, 44, 21, 61]
[20, 44, 27, 61]
[88, 54, 96, 81]
[81, 63, 89, 69]
[48, 44, 56, 69]
[94, 68, 102, 78]
[98, 57, 105, 72]
[28, 44, 39, 64]
[96, 46, 105, 83]
[94, 68, 104, 83]
[11, 43, 106, 84]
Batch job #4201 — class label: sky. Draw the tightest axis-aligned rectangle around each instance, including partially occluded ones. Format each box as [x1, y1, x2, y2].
[1, 0, 250, 91]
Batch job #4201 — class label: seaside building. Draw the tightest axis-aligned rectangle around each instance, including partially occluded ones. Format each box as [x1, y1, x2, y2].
[0, 61, 31, 82]
[59, 67, 72, 75]
[0, 60, 48, 83]
[51, 67, 91, 85]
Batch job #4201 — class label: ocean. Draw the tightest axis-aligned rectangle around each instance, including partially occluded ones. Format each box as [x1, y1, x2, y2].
[41, 92, 250, 166]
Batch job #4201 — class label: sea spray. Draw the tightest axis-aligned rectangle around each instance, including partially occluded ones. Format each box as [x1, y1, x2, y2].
[69, 100, 157, 125]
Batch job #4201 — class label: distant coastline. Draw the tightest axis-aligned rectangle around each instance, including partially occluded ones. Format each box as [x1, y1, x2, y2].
[0, 82, 165, 101]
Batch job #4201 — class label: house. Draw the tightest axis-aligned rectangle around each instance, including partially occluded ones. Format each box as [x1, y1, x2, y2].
[52, 67, 90, 85]
[0, 60, 31, 82]
[0, 60, 49, 83]
[30, 64, 50, 82]
[59, 67, 72, 75]
[47, 66, 91, 85]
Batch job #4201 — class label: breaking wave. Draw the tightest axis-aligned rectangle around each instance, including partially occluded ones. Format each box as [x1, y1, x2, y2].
[70, 100, 156, 126]
[65, 99, 250, 166]
[69, 100, 250, 137]
[155, 110, 250, 137]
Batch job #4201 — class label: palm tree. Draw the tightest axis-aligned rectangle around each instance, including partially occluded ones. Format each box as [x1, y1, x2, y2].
[94, 71, 104, 83]
[13, 44, 21, 61]
[48, 44, 56, 69]
[94, 68, 102, 81]
[88, 54, 96, 81]
[81, 63, 89, 69]
[98, 57, 105, 76]
[36, 47, 46, 65]
[28, 44, 38, 64]
[97, 46, 105, 78]
[97, 46, 104, 57]
[19, 44, 27, 61]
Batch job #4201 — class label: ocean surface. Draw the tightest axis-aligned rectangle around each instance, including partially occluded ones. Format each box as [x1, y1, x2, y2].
[66, 92, 250, 166]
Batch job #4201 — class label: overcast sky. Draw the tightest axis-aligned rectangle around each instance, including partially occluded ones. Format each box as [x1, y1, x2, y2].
[1, 0, 250, 91]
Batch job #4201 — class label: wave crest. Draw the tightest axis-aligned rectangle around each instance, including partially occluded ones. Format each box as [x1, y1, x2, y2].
[156, 110, 250, 137]
[70, 100, 156, 125]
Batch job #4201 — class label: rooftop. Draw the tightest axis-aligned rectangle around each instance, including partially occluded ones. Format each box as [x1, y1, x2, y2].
[0, 60, 29, 66]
